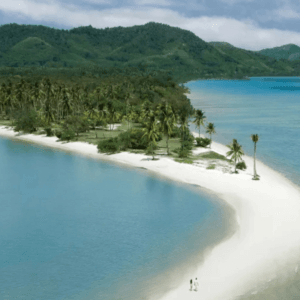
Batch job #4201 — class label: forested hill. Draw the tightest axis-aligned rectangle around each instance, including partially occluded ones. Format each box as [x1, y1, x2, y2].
[0, 22, 298, 84]
[257, 44, 300, 61]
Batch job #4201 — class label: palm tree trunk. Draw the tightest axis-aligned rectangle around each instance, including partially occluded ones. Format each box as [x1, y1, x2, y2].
[234, 157, 237, 173]
[254, 142, 257, 177]
[166, 134, 170, 155]
[199, 126, 200, 138]
[94, 121, 97, 138]
[210, 134, 212, 148]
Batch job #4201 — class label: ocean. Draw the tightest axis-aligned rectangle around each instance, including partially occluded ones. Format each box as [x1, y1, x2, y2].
[186, 76, 300, 299]
[2, 76, 299, 300]
[0, 137, 234, 300]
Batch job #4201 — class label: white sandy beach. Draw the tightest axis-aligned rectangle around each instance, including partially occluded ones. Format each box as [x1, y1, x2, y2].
[1, 126, 300, 299]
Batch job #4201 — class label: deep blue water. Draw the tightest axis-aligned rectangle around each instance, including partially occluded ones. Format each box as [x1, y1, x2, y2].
[0, 138, 233, 300]
[186, 77, 300, 186]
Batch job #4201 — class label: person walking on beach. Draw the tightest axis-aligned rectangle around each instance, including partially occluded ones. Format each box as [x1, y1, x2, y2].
[194, 277, 199, 291]
[190, 279, 193, 291]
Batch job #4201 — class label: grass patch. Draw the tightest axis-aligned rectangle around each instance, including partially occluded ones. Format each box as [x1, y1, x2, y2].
[196, 151, 229, 161]
[174, 158, 194, 164]
[0, 120, 12, 126]
[206, 163, 216, 170]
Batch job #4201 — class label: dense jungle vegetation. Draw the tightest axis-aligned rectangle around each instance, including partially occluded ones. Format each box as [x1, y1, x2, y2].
[0, 21, 290, 167]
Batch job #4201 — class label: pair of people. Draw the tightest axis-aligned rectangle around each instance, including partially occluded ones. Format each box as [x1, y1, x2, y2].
[190, 278, 199, 291]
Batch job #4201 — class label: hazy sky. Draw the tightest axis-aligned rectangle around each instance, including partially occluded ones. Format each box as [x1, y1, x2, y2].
[1, 0, 300, 51]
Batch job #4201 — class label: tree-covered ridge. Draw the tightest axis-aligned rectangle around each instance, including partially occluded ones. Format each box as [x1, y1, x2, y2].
[0, 22, 299, 84]
[208, 41, 294, 75]
[257, 44, 300, 61]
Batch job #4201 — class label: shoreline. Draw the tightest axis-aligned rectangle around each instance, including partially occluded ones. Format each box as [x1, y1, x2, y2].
[1, 126, 300, 299]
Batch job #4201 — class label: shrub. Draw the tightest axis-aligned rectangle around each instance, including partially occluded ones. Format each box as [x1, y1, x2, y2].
[236, 161, 247, 170]
[118, 131, 132, 150]
[55, 130, 62, 139]
[181, 139, 194, 151]
[44, 127, 54, 137]
[207, 164, 216, 170]
[60, 128, 75, 142]
[177, 148, 191, 158]
[98, 138, 120, 153]
[195, 137, 211, 147]
[13, 108, 40, 133]
[180, 130, 194, 151]
[118, 128, 149, 150]
[63, 115, 90, 136]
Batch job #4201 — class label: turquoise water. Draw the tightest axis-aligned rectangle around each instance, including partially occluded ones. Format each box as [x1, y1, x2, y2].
[0, 138, 234, 300]
[187, 77, 300, 186]
[3, 76, 299, 300]
[186, 77, 300, 299]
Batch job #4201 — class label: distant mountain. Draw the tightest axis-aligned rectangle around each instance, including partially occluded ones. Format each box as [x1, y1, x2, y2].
[257, 44, 300, 61]
[0, 22, 298, 83]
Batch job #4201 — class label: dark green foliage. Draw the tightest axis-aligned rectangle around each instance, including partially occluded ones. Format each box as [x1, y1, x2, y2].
[236, 161, 247, 170]
[195, 137, 211, 147]
[117, 131, 132, 150]
[177, 148, 191, 158]
[118, 128, 149, 150]
[55, 130, 62, 139]
[0, 22, 297, 84]
[181, 139, 194, 150]
[13, 108, 40, 133]
[63, 115, 89, 136]
[97, 137, 120, 153]
[44, 127, 54, 136]
[60, 128, 75, 141]
[180, 129, 194, 150]
[145, 142, 158, 157]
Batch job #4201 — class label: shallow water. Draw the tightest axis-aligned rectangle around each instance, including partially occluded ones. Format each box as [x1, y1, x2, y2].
[186, 76, 300, 299]
[0, 137, 235, 300]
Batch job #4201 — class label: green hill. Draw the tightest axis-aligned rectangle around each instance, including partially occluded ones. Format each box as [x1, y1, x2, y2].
[208, 41, 294, 76]
[0, 22, 298, 84]
[257, 44, 300, 61]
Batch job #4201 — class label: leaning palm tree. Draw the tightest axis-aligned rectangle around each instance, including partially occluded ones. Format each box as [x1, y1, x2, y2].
[226, 139, 244, 173]
[251, 134, 260, 179]
[193, 109, 206, 137]
[206, 123, 216, 148]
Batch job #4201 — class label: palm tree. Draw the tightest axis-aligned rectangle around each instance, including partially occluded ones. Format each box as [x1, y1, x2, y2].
[156, 101, 177, 155]
[206, 123, 216, 148]
[141, 100, 153, 122]
[193, 109, 206, 137]
[61, 86, 73, 119]
[142, 112, 160, 160]
[177, 107, 189, 151]
[226, 139, 244, 173]
[123, 100, 132, 130]
[251, 134, 260, 179]
[88, 103, 100, 138]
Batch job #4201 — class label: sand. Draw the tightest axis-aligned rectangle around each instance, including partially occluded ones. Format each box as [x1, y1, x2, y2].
[1, 126, 300, 300]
